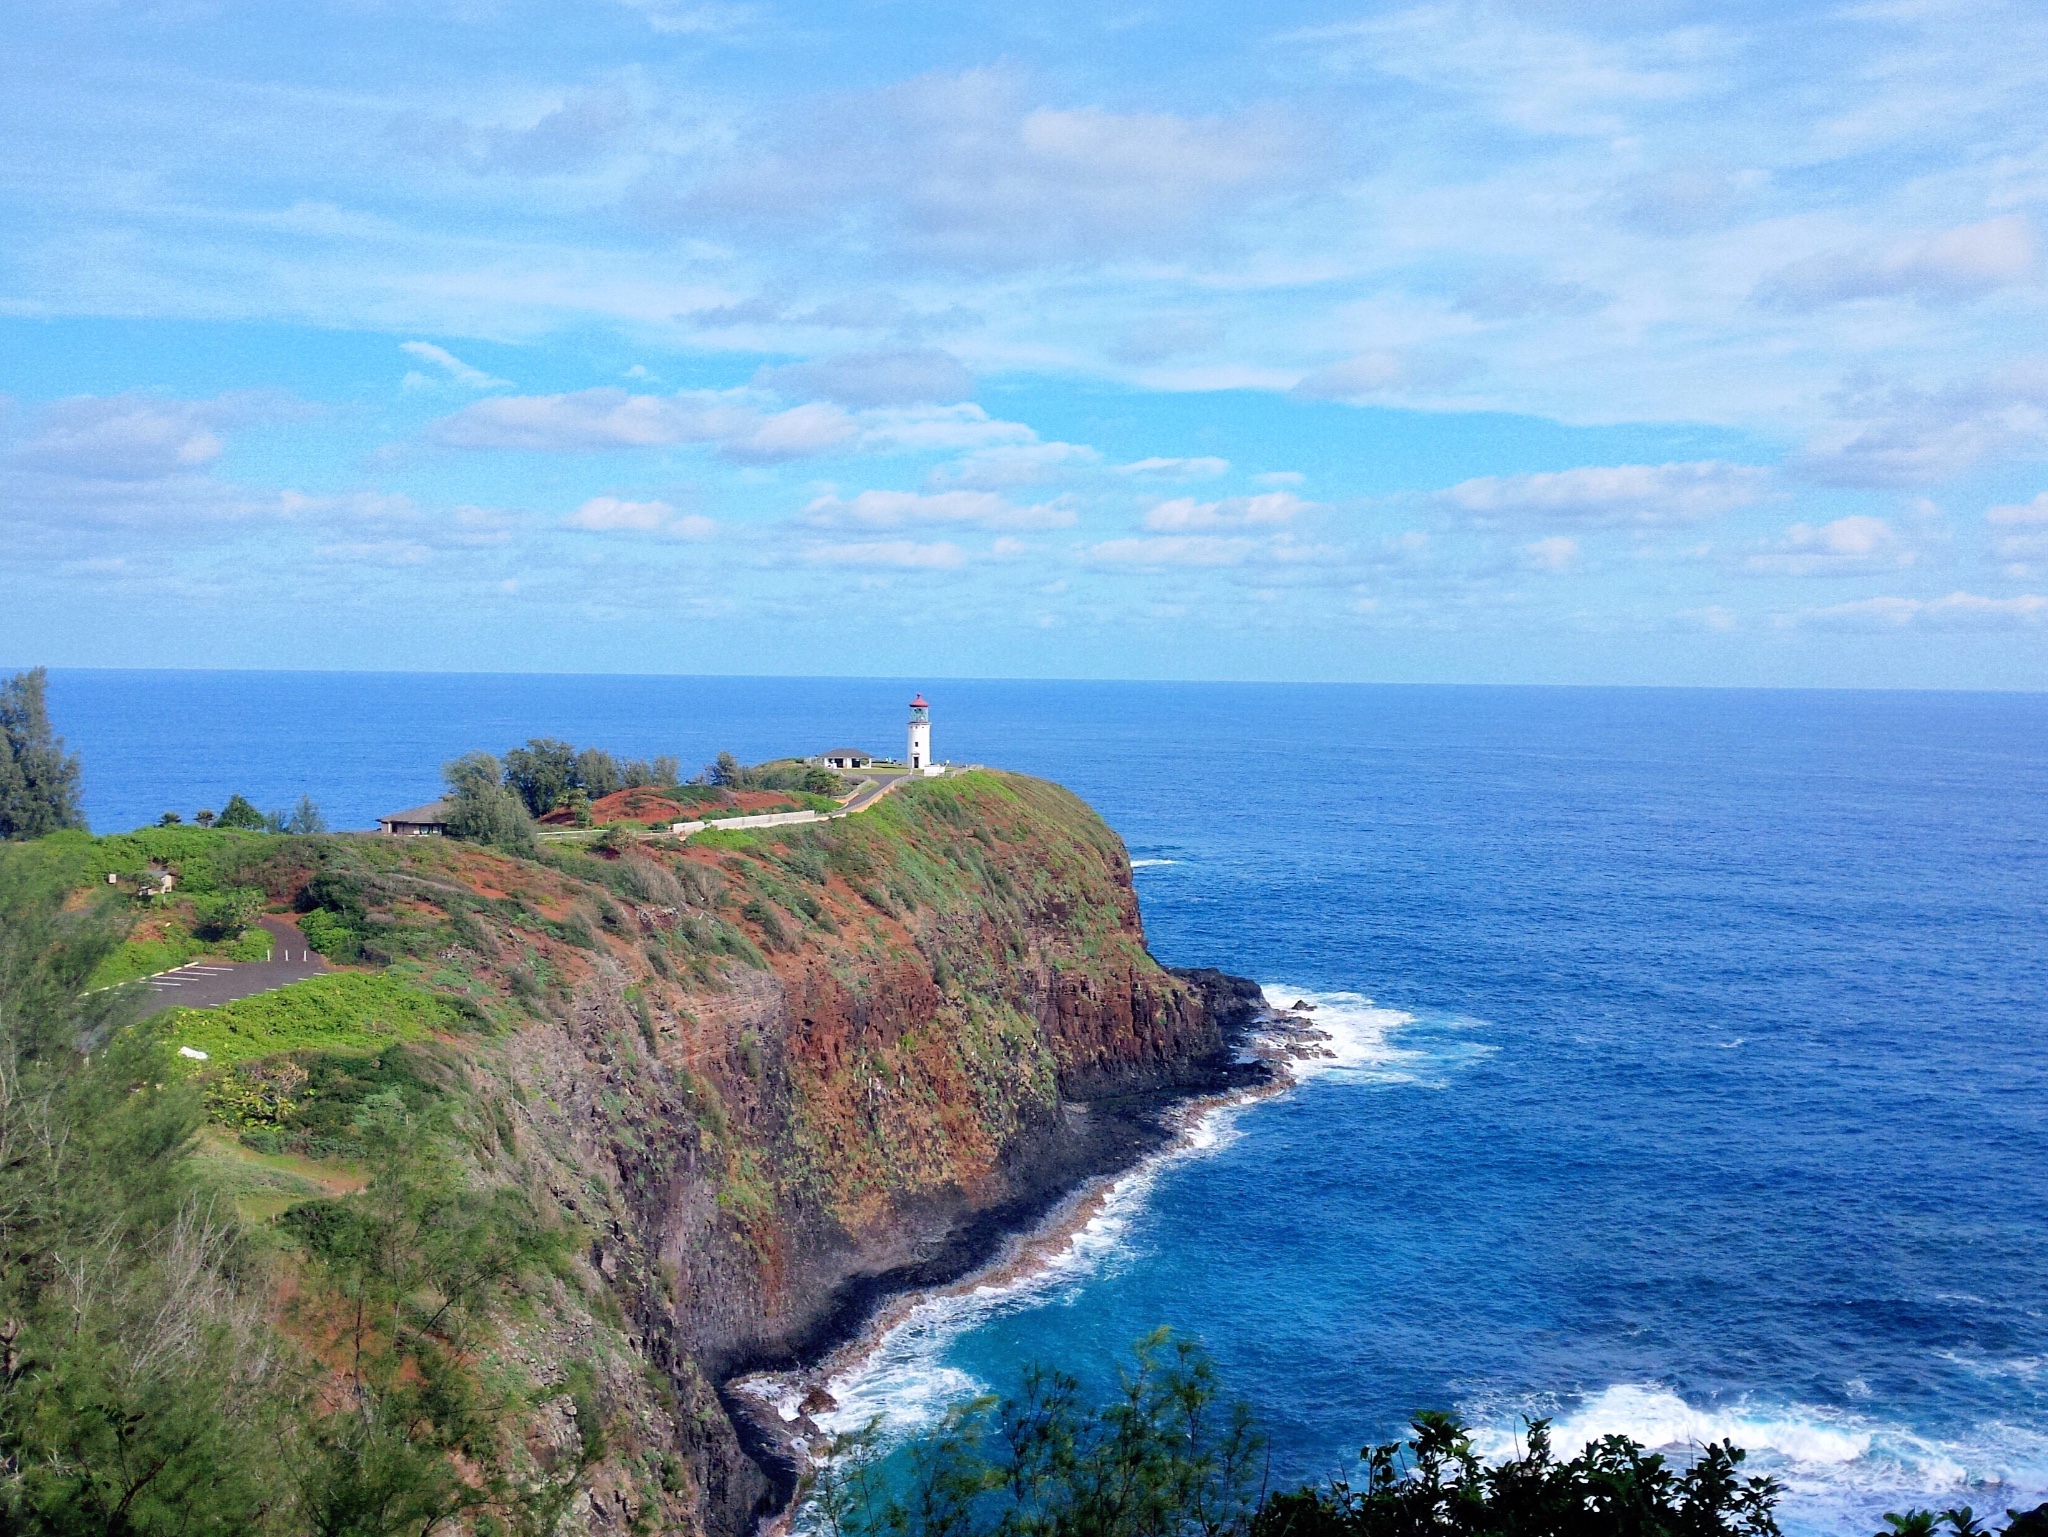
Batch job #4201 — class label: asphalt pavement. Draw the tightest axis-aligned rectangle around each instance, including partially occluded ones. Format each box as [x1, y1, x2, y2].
[138, 916, 329, 1017]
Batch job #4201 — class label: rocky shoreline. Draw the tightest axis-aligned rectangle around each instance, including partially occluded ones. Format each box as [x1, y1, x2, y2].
[720, 970, 1337, 1524]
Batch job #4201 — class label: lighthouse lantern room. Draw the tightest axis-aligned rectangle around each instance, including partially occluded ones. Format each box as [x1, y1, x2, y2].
[907, 694, 931, 771]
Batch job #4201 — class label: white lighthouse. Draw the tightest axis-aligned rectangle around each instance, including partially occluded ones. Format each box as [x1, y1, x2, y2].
[906, 693, 931, 772]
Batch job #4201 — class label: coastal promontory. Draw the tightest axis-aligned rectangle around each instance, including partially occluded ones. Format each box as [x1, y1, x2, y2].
[13, 768, 1258, 1536]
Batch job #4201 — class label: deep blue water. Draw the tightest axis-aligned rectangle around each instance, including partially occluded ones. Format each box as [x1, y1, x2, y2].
[40, 672, 2048, 1535]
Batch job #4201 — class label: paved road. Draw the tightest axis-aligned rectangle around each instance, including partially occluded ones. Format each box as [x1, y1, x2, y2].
[139, 916, 329, 1017]
[838, 771, 912, 814]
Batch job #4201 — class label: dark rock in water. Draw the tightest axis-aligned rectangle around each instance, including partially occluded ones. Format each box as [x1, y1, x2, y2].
[799, 1387, 838, 1417]
[1291, 999, 1316, 1011]
[1170, 967, 1267, 1030]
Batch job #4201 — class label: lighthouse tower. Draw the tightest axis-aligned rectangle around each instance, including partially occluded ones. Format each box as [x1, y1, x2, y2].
[906, 694, 931, 772]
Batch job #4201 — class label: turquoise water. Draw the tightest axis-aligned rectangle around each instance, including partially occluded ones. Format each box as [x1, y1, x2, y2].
[43, 673, 2048, 1535]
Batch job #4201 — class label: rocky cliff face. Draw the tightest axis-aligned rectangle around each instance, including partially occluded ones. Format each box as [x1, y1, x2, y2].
[239, 771, 1250, 1536]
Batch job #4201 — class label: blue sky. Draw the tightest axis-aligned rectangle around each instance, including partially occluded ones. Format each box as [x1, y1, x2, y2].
[3, 0, 2045, 686]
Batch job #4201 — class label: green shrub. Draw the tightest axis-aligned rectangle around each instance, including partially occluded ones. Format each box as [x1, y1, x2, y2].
[300, 905, 363, 962]
[225, 926, 272, 962]
[161, 972, 467, 1066]
[809, 1336, 1793, 1537]
[193, 885, 265, 940]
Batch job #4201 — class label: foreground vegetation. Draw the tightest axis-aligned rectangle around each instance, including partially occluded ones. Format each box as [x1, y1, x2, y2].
[0, 863, 596, 1534]
[811, 1335, 2048, 1537]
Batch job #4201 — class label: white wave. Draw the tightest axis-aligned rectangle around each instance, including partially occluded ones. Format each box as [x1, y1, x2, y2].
[1473, 1383, 1872, 1467]
[1938, 1350, 2046, 1382]
[1261, 986, 1495, 1088]
[1470, 1384, 2048, 1537]
[1130, 858, 1179, 868]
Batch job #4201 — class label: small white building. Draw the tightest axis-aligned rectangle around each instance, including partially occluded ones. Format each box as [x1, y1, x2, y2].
[818, 748, 874, 771]
[907, 693, 931, 772]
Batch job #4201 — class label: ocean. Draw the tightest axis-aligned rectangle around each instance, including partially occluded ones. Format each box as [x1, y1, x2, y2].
[42, 671, 2048, 1536]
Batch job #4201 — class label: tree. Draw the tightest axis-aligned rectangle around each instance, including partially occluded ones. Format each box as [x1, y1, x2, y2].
[502, 738, 577, 818]
[214, 793, 268, 831]
[194, 886, 265, 941]
[442, 753, 538, 858]
[574, 747, 622, 800]
[621, 755, 680, 790]
[0, 669, 84, 842]
[0, 864, 296, 1532]
[704, 751, 744, 788]
[283, 795, 328, 835]
[284, 1113, 586, 1536]
[807, 1336, 1807, 1537]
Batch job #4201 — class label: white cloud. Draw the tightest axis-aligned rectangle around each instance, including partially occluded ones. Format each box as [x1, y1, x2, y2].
[13, 395, 229, 479]
[802, 488, 1074, 531]
[1087, 535, 1257, 567]
[1084, 529, 1341, 568]
[1142, 491, 1308, 531]
[1756, 217, 2037, 310]
[801, 539, 967, 569]
[1289, 8, 1731, 137]
[663, 66, 1307, 268]
[1438, 462, 1770, 527]
[755, 348, 973, 407]
[1798, 362, 2048, 486]
[730, 402, 860, 461]
[399, 341, 510, 390]
[925, 441, 1100, 490]
[1796, 590, 2048, 628]
[1116, 456, 1230, 479]
[567, 496, 715, 538]
[428, 388, 861, 462]
[315, 539, 433, 567]
[853, 404, 1037, 453]
[432, 389, 736, 451]
[1988, 492, 2048, 527]
[615, 0, 761, 36]
[1745, 515, 1914, 575]
[1113, 314, 1224, 364]
[1293, 351, 1475, 401]
[1989, 492, 2048, 568]
[1522, 535, 1581, 573]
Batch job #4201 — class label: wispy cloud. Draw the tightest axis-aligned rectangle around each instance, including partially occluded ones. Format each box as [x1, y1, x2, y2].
[1794, 590, 2047, 628]
[1437, 462, 1770, 527]
[567, 496, 716, 538]
[801, 488, 1074, 531]
[401, 341, 511, 390]
[800, 539, 968, 569]
[1756, 217, 2037, 310]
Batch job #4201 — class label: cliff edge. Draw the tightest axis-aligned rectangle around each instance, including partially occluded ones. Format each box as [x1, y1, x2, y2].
[93, 770, 1258, 1535]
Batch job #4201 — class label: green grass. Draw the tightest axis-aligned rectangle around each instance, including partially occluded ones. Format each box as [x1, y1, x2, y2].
[89, 925, 271, 987]
[160, 972, 466, 1066]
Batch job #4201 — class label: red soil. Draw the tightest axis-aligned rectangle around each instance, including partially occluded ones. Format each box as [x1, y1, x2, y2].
[537, 785, 805, 827]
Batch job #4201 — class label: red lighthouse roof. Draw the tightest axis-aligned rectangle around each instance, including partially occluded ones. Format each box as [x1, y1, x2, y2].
[909, 694, 929, 707]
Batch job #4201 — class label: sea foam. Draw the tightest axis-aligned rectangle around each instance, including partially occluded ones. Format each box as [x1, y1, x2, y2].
[1260, 986, 1496, 1088]
[1468, 1383, 2048, 1537]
